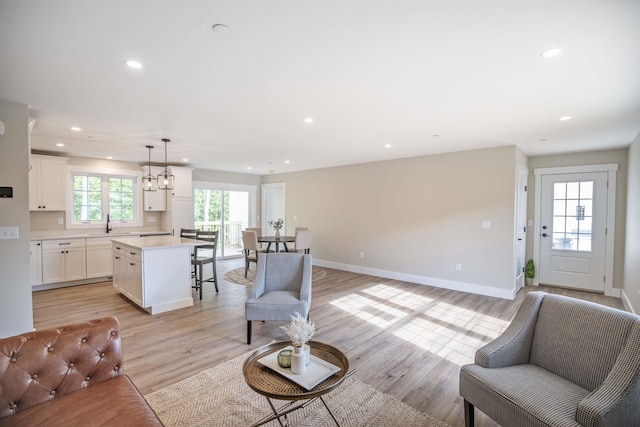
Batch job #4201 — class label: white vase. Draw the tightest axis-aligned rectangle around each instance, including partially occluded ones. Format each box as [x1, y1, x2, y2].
[303, 344, 311, 366]
[275, 230, 281, 238]
[291, 345, 306, 374]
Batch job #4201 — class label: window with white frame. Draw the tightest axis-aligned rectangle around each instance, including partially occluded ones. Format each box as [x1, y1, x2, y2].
[67, 167, 142, 228]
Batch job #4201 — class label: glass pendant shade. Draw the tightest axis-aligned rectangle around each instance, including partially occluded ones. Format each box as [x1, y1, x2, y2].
[157, 138, 175, 190]
[142, 145, 158, 192]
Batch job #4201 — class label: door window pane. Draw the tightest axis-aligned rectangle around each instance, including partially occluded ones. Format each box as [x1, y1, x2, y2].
[552, 180, 594, 252]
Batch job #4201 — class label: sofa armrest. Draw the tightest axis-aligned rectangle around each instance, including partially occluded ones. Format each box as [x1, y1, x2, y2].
[299, 254, 312, 307]
[248, 253, 267, 299]
[576, 324, 640, 427]
[475, 292, 545, 368]
[0, 317, 123, 419]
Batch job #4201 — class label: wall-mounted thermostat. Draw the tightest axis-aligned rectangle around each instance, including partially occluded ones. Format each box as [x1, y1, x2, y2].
[0, 187, 14, 198]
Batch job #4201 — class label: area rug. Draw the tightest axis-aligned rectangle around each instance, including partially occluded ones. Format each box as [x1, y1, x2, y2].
[145, 353, 449, 427]
[224, 266, 327, 285]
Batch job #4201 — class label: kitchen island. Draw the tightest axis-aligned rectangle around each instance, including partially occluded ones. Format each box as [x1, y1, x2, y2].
[111, 235, 200, 314]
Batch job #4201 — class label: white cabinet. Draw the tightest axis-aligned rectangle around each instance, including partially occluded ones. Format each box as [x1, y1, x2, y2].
[141, 166, 167, 211]
[112, 243, 143, 305]
[86, 237, 114, 278]
[29, 155, 68, 211]
[42, 239, 86, 284]
[30, 241, 43, 286]
[168, 166, 194, 198]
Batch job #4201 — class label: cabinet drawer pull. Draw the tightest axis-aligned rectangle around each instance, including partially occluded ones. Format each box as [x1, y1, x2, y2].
[129, 262, 135, 266]
[129, 252, 136, 256]
[115, 246, 121, 250]
[115, 256, 120, 259]
[58, 242, 71, 246]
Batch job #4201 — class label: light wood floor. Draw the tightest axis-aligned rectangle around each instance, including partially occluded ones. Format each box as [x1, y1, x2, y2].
[32, 258, 624, 427]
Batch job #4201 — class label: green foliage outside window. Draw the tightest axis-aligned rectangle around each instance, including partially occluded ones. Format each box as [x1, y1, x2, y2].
[72, 174, 135, 223]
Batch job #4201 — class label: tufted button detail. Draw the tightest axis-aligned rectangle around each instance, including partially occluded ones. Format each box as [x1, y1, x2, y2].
[68, 362, 74, 368]
[50, 390, 56, 396]
[113, 366, 119, 371]
[31, 374, 38, 380]
[81, 338, 87, 343]
[100, 352, 105, 358]
[48, 347, 54, 352]
[9, 403, 17, 409]
[10, 358, 16, 363]
[110, 331, 117, 336]
[85, 376, 90, 381]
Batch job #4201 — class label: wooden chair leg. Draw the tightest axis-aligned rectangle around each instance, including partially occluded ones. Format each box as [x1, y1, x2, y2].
[213, 260, 218, 292]
[198, 264, 204, 300]
[247, 321, 252, 345]
[464, 399, 474, 427]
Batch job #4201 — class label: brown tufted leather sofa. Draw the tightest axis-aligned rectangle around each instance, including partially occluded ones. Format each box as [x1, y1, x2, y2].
[0, 317, 163, 426]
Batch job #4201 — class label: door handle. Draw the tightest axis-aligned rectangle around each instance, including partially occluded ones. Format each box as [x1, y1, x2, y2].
[542, 233, 548, 237]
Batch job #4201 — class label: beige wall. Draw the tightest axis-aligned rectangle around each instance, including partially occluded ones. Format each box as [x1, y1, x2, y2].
[0, 101, 33, 337]
[526, 148, 628, 289]
[262, 145, 520, 298]
[193, 169, 261, 187]
[623, 133, 640, 313]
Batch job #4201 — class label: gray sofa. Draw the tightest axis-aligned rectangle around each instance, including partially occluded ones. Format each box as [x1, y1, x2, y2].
[459, 291, 640, 427]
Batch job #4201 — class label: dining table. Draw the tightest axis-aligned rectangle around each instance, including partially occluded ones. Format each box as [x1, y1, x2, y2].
[258, 235, 295, 253]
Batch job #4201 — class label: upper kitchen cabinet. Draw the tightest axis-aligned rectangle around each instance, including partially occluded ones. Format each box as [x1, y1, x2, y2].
[141, 165, 167, 211]
[29, 154, 68, 211]
[168, 166, 193, 198]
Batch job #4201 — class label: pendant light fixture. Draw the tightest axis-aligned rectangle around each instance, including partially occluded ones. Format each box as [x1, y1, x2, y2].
[142, 145, 158, 192]
[157, 138, 175, 190]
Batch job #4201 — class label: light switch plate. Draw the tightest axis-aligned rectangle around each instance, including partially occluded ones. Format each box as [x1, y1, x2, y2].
[0, 226, 19, 240]
[482, 220, 491, 229]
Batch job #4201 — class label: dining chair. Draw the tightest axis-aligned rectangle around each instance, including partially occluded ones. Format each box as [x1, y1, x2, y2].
[245, 252, 312, 344]
[180, 228, 198, 239]
[191, 230, 218, 300]
[241, 230, 266, 278]
[291, 230, 312, 254]
[246, 227, 264, 249]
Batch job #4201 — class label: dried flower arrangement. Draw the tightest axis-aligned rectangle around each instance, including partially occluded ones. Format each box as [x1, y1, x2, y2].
[280, 312, 315, 347]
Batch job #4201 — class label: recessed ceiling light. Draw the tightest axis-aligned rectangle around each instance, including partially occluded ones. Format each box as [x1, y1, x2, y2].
[56, 143, 64, 147]
[541, 48, 562, 58]
[107, 156, 113, 160]
[304, 118, 313, 124]
[212, 24, 230, 33]
[124, 59, 143, 69]
[182, 158, 188, 162]
[384, 144, 391, 148]
[558, 116, 572, 121]
[70, 126, 82, 131]
[247, 166, 252, 170]
[284, 160, 290, 164]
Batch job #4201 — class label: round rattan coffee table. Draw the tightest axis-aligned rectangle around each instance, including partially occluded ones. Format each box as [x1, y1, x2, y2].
[243, 341, 350, 427]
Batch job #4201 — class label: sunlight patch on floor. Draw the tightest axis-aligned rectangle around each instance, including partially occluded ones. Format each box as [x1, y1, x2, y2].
[361, 284, 433, 310]
[329, 283, 514, 365]
[330, 292, 408, 329]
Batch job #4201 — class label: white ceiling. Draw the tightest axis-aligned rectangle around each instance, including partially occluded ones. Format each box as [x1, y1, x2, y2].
[1, 1, 639, 175]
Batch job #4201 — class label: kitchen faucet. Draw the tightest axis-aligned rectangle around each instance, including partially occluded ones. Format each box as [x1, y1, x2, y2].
[106, 214, 112, 233]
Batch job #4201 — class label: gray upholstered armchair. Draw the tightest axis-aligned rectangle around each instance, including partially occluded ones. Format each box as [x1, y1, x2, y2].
[245, 252, 312, 345]
[460, 291, 640, 427]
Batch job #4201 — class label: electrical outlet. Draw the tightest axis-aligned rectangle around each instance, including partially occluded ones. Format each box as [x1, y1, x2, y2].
[0, 226, 19, 240]
[293, 215, 298, 221]
[57, 217, 64, 225]
[456, 263, 462, 271]
[359, 251, 365, 259]
[148, 216, 156, 223]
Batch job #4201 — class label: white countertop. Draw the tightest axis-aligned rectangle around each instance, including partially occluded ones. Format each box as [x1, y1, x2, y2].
[111, 235, 204, 250]
[30, 230, 171, 241]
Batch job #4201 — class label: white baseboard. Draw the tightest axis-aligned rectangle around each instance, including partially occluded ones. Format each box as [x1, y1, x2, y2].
[621, 289, 636, 314]
[313, 259, 517, 300]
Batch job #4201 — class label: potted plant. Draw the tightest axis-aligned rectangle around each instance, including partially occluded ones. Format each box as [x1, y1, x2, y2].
[280, 312, 315, 374]
[268, 218, 284, 238]
[525, 259, 535, 286]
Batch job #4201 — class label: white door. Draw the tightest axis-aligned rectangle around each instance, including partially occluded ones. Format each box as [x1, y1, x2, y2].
[539, 172, 608, 291]
[261, 183, 286, 235]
